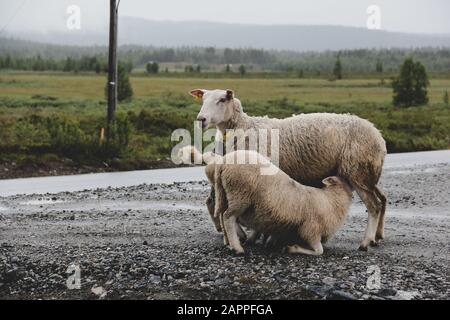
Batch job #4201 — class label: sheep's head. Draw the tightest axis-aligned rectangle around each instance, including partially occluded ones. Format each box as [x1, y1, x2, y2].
[190, 89, 241, 128]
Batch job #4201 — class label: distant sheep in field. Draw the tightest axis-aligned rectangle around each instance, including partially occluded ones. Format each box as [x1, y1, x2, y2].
[204, 150, 353, 255]
[190, 88, 387, 251]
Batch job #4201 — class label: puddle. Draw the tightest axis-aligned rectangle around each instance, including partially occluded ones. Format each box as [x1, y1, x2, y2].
[16, 199, 203, 212]
[348, 204, 449, 219]
[20, 199, 66, 205]
[388, 167, 439, 175]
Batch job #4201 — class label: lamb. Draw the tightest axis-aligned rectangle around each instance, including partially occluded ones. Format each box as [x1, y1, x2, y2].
[204, 150, 353, 255]
[178, 145, 246, 239]
[190, 88, 387, 251]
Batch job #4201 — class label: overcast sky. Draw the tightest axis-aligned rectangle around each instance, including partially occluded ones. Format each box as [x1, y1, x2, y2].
[1, 0, 449, 34]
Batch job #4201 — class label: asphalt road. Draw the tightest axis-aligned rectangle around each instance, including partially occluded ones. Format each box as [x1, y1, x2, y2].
[0, 150, 449, 197]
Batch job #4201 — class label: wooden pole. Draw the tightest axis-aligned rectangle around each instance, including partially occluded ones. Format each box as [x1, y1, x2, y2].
[106, 0, 118, 141]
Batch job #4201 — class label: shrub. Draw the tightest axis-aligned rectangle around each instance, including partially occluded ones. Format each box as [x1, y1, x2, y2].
[146, 62, 159, 74]
[117, 64, 133, 102]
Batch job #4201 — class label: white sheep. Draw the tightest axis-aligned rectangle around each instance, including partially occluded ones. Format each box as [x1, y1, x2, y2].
[190, 89, 387, 251]
[204, 150, 353, 255]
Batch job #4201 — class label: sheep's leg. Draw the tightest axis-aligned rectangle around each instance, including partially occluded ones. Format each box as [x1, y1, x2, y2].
[374, 186, 387, 241]
[355, 187, 381, 251]
[287, 241, 323, 256]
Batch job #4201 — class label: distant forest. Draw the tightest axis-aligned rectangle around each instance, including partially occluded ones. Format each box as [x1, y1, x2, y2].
[1, 37, 449, 74]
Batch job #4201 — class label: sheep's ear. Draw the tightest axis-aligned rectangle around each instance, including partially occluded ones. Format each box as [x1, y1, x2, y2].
[226, 89, 234, 100]
[189, 89, 205, 98]
[322, 176, 340, 186]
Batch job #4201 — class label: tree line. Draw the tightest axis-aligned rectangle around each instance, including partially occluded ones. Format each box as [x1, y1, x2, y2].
[1, 37, 450, 73]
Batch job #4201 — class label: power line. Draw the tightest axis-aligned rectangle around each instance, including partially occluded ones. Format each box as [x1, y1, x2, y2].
[0, 0, 28, 35]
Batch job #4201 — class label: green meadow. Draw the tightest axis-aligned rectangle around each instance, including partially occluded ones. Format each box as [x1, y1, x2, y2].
[0, 71, 449, 171]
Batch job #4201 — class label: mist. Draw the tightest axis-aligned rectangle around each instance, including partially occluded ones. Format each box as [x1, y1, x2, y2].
[1, 0, 450, 36]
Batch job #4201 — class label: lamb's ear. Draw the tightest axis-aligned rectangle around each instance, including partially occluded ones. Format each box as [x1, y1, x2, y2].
[189, 89, 205, 98]
[322, 176, 340, 186]
[225, 89, 234, 100]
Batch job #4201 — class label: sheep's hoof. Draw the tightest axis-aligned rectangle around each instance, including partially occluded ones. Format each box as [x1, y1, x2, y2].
[375, 234, 384, 241]
[369, 240, 379, 247]
[358, 244, 368, 251]
[233, 249, 245, 256]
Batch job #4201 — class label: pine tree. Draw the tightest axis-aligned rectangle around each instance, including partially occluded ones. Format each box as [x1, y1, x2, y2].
[333, 55, 342, 79]
[239, 64, 246, 76]
[376, 60, 383, 73]
[392, 58, 429, 107]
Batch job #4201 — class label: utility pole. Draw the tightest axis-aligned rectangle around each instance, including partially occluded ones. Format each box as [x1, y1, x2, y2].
[106, 0, 119, 141]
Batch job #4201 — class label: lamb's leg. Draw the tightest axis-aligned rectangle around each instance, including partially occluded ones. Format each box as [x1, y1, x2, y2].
[262, 234, 270, 246]
[246, 230, 261, 244]
[206, 187, 221, 232]
[264, 235, 278, 248]
[219, 210, 229, 245]
[223, 215, 244, 254]
[374, 186, 387, 241]
[222, 204, 249, 254]
[287, 241, 323, 255]
[236, 223, 247, 241]
[218, 209, 246, 244]
[355, 187, 381, 251]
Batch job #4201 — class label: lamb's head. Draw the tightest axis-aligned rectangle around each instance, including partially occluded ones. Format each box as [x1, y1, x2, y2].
[322, 176, 352, 195]
[190, 89, 242, 128]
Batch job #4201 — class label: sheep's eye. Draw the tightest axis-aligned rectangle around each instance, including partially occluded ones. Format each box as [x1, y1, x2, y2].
[218, 98, 226, 104]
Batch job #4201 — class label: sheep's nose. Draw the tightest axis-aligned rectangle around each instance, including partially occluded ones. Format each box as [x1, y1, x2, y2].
[197, 116, 206, 123]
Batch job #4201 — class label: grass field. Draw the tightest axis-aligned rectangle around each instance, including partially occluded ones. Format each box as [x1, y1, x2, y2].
[1, 71, 450, 104]
[0, 71, 449, 175]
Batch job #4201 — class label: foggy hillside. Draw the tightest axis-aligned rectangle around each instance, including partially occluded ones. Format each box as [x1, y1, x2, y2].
[5, 16, 450, 51]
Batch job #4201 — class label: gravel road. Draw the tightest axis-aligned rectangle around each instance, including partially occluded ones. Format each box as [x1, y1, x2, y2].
[0, 162, 449, 300]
